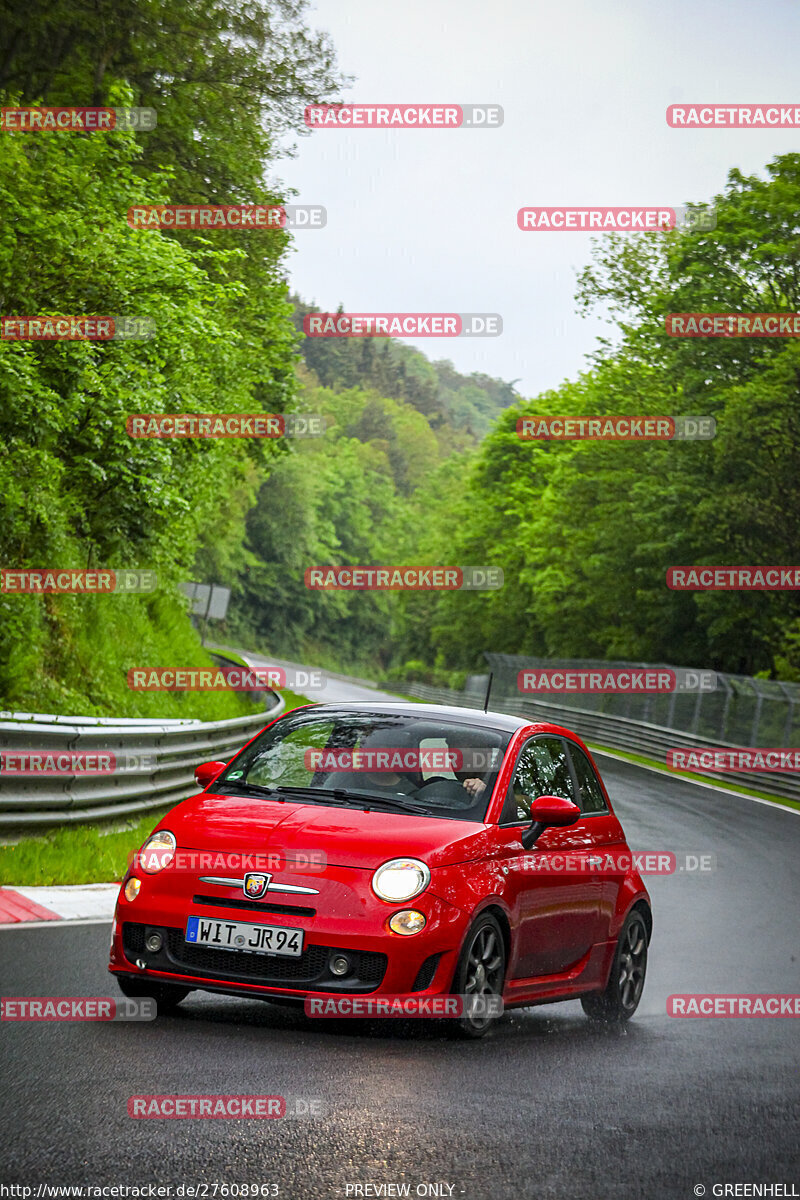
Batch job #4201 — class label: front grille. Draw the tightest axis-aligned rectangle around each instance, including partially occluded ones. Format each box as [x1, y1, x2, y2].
[192, 894, 316, 918]
[121, 922, 387, 991]
[167, 930, 330, 981]
[123, 922, 146, 953]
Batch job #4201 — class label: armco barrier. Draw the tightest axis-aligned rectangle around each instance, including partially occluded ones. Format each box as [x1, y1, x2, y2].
[0, 694, 283, 833]
[483, 652, 800, 748]
[383, 681, 800, 805]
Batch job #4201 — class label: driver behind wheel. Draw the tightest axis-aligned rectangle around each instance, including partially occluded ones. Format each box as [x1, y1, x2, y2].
[448, 737, 503, 799]
[321, 724, 420, 796]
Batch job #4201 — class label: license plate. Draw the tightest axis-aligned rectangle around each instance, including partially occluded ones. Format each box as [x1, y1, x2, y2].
[185, 916, 304, 957]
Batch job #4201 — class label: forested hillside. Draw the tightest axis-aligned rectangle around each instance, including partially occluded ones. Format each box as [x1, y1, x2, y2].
[291, 298, 521, 442]
[0, 0, 342, 714]
[233, 156, 800, 682]
[1, 0, 799, 715]
[382, 155, 800, 679]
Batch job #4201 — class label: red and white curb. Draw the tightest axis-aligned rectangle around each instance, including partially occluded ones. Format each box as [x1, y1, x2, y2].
[0, 884, 118, 927]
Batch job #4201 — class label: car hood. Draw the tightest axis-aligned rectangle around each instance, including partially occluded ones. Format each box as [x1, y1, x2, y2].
[163, 790, 490, 870]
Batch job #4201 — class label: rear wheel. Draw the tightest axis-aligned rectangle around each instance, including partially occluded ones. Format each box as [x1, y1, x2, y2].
[116, 974, 191, 1013]
[581, 909, 648, 1023]
[449, 913, 506, 1039]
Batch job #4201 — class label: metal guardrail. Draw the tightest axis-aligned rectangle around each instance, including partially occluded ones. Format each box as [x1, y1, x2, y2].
[7, 644, 792, 836]
[0, 694, 284, 833]
[483, 653, 800, 749]
[208, 644, 380, 692]
[384, 681, 800, 805]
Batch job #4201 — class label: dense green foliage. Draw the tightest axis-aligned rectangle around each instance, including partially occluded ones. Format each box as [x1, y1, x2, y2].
[291, 299, 521, 442]
[387, 155, 800, 678]
[229, 365, 447, 669]
[0, 0, 345, 199]
[0, 0, 343, 715]
[2, 0, 799, 714]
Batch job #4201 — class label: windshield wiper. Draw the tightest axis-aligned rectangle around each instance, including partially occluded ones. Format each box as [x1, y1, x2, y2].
[216, 781, 287, 799]
[271, 786, 356, 804]
[272, 786, 426, 814]
[268, 785, 426, 814]
[343, 793, 427, 815]
[217, 783, 425, 815]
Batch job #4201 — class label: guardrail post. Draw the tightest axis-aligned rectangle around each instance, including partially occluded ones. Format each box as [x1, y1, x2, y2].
[750, 683, 765, 748]
[718, 675, 733, 742]
[690, 686, 704, 734]
[778, 682, 795, 747]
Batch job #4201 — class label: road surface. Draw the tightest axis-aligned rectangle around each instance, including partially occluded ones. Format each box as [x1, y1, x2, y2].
[1, 663, 798, 1198]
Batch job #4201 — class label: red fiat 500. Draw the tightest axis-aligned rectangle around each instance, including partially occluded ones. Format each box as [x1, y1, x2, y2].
[109, 702, 652, 1037]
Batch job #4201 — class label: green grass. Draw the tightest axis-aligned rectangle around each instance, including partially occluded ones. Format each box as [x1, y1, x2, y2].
[2, 592, 267, 722]
[0, 687, 316, 887]
[277, 687, 317, 714]
[0, 807, 174, 886]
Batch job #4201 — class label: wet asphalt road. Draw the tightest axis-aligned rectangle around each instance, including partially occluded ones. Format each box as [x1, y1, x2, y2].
[1, 670, 799, 1199]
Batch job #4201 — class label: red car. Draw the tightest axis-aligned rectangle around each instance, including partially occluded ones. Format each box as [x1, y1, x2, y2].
[109, 703, 652, 1037]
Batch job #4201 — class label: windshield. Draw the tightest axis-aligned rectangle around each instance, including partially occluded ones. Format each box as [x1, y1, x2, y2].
[215, 710, 511, 822]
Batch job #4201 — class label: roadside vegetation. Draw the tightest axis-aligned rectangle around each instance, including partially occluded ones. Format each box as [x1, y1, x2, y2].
[0, 686, 314, 885]
[2, 1, 799, 716]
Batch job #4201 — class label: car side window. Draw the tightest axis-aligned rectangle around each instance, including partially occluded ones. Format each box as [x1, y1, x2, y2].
[500, 736, 576, 823]
[567, 743, 608, 814]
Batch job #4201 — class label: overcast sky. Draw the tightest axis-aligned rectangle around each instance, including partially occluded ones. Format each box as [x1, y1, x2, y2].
[279, 0, 800, 399]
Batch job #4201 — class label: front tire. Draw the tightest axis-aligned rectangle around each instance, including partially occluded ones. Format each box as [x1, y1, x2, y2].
[116, 974, 191, 1013]
[449, 913, 506, 1039]
[581, 909, 648, 1023]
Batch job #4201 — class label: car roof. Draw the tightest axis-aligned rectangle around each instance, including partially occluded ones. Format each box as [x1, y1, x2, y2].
[290, 700, 531, 734]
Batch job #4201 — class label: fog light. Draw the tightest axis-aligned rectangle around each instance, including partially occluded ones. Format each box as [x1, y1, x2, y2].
[124, 877, 141, 902]
[330, 954, 351, 977]
[389, 909, 426, 936]
[145, 932, 163, 953]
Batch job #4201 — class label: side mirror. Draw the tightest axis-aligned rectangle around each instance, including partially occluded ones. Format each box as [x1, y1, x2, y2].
[520, 794, 582, 849]
[194, 760, 227, 789]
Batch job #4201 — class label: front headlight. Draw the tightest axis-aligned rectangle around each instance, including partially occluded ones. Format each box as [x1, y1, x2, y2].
[372, 858, 430, 903]
[388, 909, 426, 935]
[137, 830, 176, 874]
[124, 878, 141, 901]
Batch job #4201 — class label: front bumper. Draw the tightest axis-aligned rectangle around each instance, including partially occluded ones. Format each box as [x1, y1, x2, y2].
[108, 861, 469, 999]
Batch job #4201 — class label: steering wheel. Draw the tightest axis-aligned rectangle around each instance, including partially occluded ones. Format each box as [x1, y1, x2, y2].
[415, 778, 471, 807]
